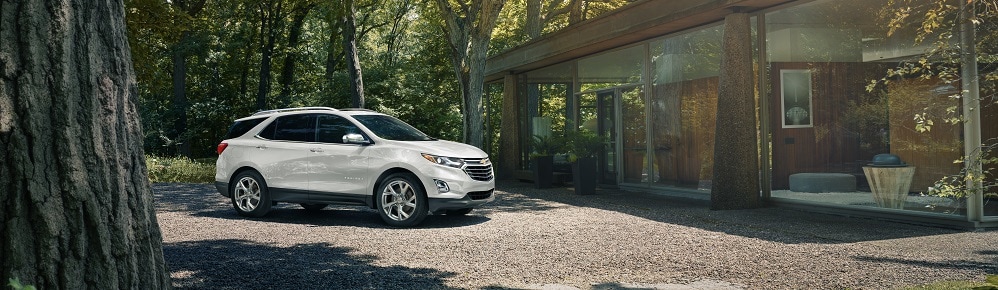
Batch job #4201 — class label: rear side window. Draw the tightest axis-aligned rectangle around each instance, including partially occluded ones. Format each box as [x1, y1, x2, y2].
[259, 114, 316, 142]
[224, 117, 267, 139]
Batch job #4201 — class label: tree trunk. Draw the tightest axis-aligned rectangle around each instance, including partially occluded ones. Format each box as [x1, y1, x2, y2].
[569, 0, 584, 24]
[0, 0, 171, 288]
[435, 0, 505, 148]
[171, 31, 192, 157]
[325, 9, 342, 97]
[382, 0, 414, 67]
[342, 0, 365, 108]
[256, 0, 283, 111]
[278, 4, 313, 108]
[526, 0, 542, 39]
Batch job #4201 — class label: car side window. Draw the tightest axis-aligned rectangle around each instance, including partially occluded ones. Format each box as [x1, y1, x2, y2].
[316, 114, 362, 144]
[262, 114, 316, 142]
[225, 117, 267, 139]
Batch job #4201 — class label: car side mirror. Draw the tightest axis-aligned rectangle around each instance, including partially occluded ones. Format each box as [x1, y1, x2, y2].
[342, 133, 370, 145]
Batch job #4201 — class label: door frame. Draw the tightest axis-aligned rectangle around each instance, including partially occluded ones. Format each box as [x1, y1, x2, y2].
[574, 84, 642, 186]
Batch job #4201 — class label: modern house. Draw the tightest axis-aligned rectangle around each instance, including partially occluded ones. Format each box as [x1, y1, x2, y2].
[484, 0, 996, 228]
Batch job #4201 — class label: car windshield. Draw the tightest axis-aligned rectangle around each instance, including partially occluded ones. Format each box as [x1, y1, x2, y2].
[352, 115, 435, 141]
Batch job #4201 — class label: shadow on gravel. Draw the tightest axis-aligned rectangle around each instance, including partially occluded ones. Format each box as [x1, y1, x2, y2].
[496, 181, 966, 244]
[165, 239, 459, 289]
[852, 255, 998, 273]
[153, 183, 492, 229]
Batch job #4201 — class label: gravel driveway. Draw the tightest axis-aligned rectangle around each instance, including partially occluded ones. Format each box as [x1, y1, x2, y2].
[155, 182, 997, 289]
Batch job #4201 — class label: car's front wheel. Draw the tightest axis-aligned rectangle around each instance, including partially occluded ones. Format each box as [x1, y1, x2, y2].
[230, 171, 272, 217]
[376, 173, 428, 227]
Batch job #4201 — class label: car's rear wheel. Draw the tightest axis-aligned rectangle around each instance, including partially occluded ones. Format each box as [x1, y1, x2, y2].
[445, 208, 473, 216]
[300, 203, 327, 211]
[231, 171, 272, 217]
[376, 173, 428, 227]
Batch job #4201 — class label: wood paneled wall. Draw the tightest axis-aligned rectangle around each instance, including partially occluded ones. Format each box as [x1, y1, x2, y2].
[769, 62, 967, 192]
[651, 77, 719, 187]
[770, 62, 877, 189]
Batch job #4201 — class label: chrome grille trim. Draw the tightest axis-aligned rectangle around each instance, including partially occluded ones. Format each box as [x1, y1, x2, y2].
[462, 158, 494, 181]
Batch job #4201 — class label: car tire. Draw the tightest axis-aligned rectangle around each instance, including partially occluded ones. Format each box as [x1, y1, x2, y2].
[300, 203, 328, 211]
[230, 170, 272, 217]
[376, 173, 428, 227]
[445, 208, 473, 216]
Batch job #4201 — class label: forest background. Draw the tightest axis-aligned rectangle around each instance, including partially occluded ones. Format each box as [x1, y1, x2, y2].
[127, 0, 636, 159]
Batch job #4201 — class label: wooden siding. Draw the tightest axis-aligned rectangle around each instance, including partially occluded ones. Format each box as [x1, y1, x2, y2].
[768, 62, 968, 192]
[651, 77, 719, 187]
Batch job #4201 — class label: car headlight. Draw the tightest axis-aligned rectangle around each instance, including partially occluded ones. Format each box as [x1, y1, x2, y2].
[421, 153, 465, 169]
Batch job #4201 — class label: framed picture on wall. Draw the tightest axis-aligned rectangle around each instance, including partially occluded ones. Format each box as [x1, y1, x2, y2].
[780, 69, 813, 128]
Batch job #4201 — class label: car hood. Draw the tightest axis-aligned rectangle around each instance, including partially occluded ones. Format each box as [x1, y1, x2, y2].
[392, 139, 488, 159]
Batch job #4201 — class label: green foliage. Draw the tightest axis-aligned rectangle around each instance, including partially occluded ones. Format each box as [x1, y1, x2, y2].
[530, 134, 565, 157]
[563, 129, 605, 161]
[903, 275, 998, 290]
[7, 278, 36, 290]
[874, 0, 998, 200]
[146, 155, 216, 184]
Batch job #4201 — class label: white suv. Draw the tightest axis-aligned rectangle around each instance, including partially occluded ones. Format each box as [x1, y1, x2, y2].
[214, 107, 495, 227]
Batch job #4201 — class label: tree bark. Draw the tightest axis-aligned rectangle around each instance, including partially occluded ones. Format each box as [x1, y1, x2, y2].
[569, 0, 584, 24]
[278, 4, 314, 108]
[167, 0, 205, 157]
[342, 0, 365, 108]
[0, 0, 171, 288]
[171, 31, 191, 157]
[324, 8, 342, 97]
[382, 0, 414, 68]
[434, 0, 505, 148]
[256, 0, 283, 110]
[526, 0, 542, 39]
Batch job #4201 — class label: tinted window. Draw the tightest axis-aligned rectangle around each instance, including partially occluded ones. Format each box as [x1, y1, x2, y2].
[316, 115, 363, 143]
[268, 114, 316, 142]
[352, 115, 434, 141]
[225, 117, 267, 139]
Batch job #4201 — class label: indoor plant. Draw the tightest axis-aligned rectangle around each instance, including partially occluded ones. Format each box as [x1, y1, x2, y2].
[530, 134, 563, 188]
[565, 129, 604, 195]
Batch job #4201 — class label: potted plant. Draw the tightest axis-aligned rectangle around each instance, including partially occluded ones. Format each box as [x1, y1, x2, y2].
[530, 134, 563, 188]
[565, 129, 604, 195]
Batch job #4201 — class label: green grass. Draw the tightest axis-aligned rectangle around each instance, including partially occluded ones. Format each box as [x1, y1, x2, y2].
[901, 275, 998, 290]
[146, 155, 216, 184]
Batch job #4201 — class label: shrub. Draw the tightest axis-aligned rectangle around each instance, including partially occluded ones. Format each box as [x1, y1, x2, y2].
[146, 155, 216, 183]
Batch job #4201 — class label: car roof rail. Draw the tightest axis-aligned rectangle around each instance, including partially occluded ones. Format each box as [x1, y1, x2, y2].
[251, 107, 338, 116]
[339, 108, 375, 112]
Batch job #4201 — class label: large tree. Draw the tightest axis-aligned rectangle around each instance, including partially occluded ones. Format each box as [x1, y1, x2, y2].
[435, 0, 505, 148]
[0, 0, 170, 288]
[341, 0, 366, 108]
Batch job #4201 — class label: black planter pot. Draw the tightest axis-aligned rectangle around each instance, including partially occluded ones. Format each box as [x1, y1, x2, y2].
[532, 155, 554, 189]
[572, 157, 597, 195]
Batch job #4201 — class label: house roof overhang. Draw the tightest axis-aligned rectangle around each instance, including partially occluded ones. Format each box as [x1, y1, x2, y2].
[484, 0, 797, 82]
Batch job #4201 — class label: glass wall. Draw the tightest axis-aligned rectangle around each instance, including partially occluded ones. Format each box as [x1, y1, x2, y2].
[765, 0, 977, 215]
[648, 25, 724, 191]
[509, 0, 995, 222]
[525, 62, 573, 162]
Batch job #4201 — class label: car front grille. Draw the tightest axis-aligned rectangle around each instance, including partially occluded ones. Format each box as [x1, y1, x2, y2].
[467, 189, 494, 200]
[462, 158, 494, 181]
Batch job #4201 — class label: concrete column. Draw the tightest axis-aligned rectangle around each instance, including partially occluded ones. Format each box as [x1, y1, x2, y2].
[711, 11, 762, 210]
[497, 73, 522, 179]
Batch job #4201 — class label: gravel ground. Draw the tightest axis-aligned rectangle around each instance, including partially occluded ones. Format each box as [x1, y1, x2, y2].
[155, 182, 997, 289]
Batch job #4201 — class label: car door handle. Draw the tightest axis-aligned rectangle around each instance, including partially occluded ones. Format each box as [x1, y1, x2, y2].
[256, 145, 267, 150]
[310, 148, 323, 153]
